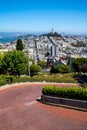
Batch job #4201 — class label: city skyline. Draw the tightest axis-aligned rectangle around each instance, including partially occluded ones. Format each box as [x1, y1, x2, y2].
[0, 0, 87, 34]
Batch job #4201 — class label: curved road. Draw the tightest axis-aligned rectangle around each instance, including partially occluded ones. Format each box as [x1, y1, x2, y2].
[0, 83, 87, 130]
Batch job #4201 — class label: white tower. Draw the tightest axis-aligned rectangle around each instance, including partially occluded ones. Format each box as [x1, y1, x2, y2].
[86, 43, 87, 51]
[52, 28, 54, 34]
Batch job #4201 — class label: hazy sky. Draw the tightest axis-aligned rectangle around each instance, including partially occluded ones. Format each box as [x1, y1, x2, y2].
[0, 0, 87, 34]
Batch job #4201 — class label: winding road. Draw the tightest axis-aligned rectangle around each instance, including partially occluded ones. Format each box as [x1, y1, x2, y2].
[0, 83, 87, 130]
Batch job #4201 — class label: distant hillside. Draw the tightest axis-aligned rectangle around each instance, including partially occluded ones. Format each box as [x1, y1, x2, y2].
[48, 32, 62, 37]
[42, 32, 64, 39]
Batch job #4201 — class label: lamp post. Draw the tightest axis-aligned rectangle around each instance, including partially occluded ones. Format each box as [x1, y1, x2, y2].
[28, 49, 30, 77]
[68, 53, 71, 72]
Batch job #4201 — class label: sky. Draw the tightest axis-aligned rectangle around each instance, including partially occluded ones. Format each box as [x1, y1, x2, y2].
[0, 0, 87, 34]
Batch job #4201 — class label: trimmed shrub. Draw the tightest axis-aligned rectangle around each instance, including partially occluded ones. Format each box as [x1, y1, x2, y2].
[42, 86, 87, 100]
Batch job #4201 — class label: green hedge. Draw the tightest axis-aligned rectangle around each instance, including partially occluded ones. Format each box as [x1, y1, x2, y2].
[0, 73, 77, 86]
[30, 74, 77, 83]
[42, 86, 87, 100]
[0, 75, 30, 86]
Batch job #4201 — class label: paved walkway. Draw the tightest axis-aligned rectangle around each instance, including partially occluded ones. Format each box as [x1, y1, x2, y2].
[0, 83, 87, 130]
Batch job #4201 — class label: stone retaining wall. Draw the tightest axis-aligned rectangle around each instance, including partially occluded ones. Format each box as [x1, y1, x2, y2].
[41, 95, 87, 111]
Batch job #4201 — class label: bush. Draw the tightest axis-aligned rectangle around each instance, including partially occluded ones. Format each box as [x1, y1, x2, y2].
[42, 86, 87, 100]
[30, 64, 41, 76]
[72, 58, 87, 72]
[79, 64, 87, 73]
[50, 65, 70, 74]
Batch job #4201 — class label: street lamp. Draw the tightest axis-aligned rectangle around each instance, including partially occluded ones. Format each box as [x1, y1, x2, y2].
[28, 49, 30, 77]
[67, 53, 71, 72]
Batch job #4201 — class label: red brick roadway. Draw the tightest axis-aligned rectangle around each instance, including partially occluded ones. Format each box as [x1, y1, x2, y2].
[0, 83, 87, 130]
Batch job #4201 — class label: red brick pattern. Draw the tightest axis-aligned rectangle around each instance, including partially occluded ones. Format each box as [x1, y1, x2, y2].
[0, 83, 87, 130]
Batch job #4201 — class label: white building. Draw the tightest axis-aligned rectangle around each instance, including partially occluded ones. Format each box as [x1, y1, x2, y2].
[51, 45, 59, 57]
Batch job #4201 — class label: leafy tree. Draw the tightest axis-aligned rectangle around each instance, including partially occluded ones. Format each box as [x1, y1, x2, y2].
[72, 58, 87, 72]
[30, 64, 41, 76]
[2, 51, 28, 76]
[50, 65, 70, 74]
[16, 39, 24, 51]
[0, 53, 4, 74]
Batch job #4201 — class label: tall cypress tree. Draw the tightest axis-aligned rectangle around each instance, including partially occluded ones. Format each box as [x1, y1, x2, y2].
[16, 39, 24, 51]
